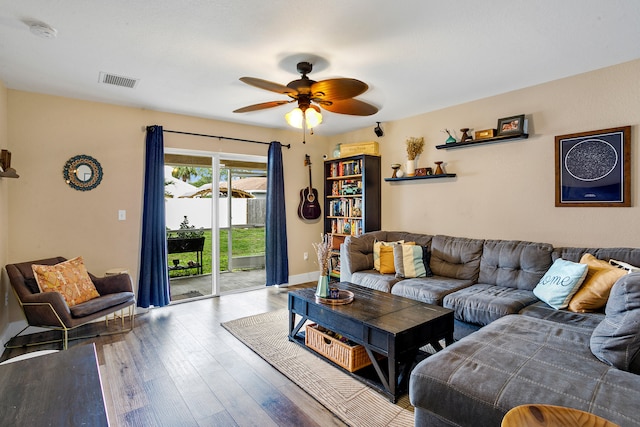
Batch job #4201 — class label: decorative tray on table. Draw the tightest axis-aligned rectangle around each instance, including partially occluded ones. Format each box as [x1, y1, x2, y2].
[315, 290, 354, 305]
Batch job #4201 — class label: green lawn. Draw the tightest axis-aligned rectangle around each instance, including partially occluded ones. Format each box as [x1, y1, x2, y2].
[169, 227, 265, 278]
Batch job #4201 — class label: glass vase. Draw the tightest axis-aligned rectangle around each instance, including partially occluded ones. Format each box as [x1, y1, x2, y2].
[316, 275, 329, 298]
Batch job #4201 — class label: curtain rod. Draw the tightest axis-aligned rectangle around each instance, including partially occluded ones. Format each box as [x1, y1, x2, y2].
[155, 127, 290, 149]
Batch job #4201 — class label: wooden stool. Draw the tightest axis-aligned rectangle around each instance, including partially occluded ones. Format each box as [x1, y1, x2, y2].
[501, 404, 620, 427]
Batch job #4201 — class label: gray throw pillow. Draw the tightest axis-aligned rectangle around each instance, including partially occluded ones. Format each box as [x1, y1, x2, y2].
[590, 273, 640, 373]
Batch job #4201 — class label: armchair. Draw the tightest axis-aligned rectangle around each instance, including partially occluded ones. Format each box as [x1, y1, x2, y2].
[5, 256, 135, 349]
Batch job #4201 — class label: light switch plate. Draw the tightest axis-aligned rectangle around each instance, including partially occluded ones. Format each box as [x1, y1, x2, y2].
[118, 210, 126, 221]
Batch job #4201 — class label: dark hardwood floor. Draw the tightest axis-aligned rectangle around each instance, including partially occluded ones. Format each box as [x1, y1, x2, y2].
[1, 284, 347, 427]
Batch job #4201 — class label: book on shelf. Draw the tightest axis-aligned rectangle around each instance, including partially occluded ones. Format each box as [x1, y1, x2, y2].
[329, 198, 363, 218]
[330, 218, 363, 236]
[330, 158, 363, 177]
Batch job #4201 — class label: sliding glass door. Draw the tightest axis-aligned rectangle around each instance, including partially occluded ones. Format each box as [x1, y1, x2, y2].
[218, 159, 267, 294]
[164, 150, 266, 301]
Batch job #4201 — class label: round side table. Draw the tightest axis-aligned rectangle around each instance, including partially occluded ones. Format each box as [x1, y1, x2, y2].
[103, 268, 134, 327]
[501, 404, 620, 427]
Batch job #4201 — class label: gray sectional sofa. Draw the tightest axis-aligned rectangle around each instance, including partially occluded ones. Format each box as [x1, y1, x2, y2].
[340, 231, 640, 426]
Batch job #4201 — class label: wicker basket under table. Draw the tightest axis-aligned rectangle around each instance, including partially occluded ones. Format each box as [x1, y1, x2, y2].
[305, 323, 372, 372]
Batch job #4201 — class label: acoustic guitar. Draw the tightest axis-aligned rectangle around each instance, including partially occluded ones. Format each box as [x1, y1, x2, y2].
[298, 154, 321, 220]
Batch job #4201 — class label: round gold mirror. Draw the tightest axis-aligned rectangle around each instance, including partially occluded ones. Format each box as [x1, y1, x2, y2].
[63, 155, 103, 191]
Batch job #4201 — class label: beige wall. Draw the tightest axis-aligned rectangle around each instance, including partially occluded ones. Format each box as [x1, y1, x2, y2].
[338, 59, 640, 247]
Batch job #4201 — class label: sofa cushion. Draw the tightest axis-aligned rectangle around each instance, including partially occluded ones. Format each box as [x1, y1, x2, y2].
[520, 301, 605, 330]
[533, 258, 587, 309]
[443, 284, 538, 325]
[410, 315, 640, 427]
[24, 277, 40, 294]
[384, 232, 433, 247]
[340, 232, 434, 283]
[391, 276, 474, 306]
[568, 253, 627, 313]
[350, 270, 400, 293]
[343, 232, 382, 274]
[32, 256, 100, 307]
[393, 244, 426, 279]
[553, 247, 640, 266]
[479, 240, 553, 290]
[70, 291, 135, 318]
[590, 273, 640, 374]
[430, 235, 483, 281]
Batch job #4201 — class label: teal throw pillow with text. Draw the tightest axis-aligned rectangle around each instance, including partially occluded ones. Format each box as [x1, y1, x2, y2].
[533, 258, 588, 309]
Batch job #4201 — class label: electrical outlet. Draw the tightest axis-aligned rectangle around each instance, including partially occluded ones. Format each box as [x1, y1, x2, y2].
[303, 252, 309, 261]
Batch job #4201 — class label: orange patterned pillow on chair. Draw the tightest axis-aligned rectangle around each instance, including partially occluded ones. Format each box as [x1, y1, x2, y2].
[32, 256, 100, 307]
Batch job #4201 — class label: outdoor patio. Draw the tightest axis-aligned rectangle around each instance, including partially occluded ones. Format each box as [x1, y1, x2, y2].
[169, 268, 266, 301]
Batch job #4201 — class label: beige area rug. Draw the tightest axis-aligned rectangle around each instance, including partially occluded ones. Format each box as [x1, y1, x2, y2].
[221, 309, 415, 427]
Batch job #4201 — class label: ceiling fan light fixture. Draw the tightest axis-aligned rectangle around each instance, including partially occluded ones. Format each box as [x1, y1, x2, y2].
[305, 108, 323, 128]
[285, 107, 304, 129]
[285, 107, 322, 129]
[236, 60, 376, 130]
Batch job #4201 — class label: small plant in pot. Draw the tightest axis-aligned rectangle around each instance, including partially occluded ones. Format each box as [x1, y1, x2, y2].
[167, 216, 204, 239]
[167, 216, 205, 254]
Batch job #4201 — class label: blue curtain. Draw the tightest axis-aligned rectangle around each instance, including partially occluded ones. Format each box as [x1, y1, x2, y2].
[138, 125, 170, 307]
[265, 141, 289, 286]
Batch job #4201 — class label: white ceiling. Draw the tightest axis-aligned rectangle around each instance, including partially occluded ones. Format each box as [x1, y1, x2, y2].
[1, 1, 639, 135]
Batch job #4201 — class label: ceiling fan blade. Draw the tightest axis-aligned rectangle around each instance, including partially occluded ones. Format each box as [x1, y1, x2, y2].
[233, 100, 292, 113]
[311, 78, 368, 101]
[320, 98, 378, 116]
[239, 77, 297, 95]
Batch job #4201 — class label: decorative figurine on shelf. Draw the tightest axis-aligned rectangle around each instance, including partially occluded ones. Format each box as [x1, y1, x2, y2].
[443, 129, 457, 144]
[460, 128, 472, 143]
[391, 163, 401, 178]
[434, 161, 445, 175]
[332, 143, 341, 158]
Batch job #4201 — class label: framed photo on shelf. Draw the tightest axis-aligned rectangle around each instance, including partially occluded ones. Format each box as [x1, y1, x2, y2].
[496, 114, 525, 136]
[555, 126, 630, 207]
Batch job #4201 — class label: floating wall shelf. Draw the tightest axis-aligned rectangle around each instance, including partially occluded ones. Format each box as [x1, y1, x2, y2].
[436, 133, 528, 150]
[0, 170, 19, 178]
[385, 173, 456, 182]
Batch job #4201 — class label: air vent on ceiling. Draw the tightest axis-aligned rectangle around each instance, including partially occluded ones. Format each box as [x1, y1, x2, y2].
[98, 72, 139, 89]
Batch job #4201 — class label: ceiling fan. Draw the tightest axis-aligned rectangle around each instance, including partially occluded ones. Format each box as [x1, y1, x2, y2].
[233, 61, 378, 128]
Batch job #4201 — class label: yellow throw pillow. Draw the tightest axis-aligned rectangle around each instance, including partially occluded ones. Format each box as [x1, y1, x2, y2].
[568, 253, 627, 313]
[32, 256, 100, 307]
[378, 242, 416, 275]
[373, 240, 404, 271]
[379, 246, 397, 274]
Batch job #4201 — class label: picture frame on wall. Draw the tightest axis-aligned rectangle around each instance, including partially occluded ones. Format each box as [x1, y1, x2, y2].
[555, 126, 631, 207]
[496, 114, 525, 136]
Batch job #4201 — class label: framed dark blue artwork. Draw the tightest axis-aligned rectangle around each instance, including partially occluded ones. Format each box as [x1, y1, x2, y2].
[555, 126, 630, 207]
